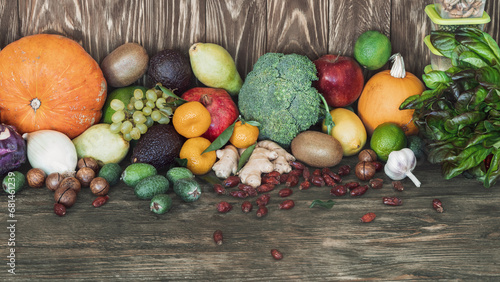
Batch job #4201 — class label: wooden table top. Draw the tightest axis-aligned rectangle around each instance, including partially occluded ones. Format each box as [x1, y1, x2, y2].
[1, 155, 499, 281]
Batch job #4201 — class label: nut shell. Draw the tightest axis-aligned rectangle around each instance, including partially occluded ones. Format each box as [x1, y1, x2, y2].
[59, 177, 82, 194]
[76, 167, 96, 187]
[77, 157, 100, 173]
[355, 161, 376, 181]
[90, 177, 110, 196]
[27, 168, 46, 188]
[45, 172, 63, 191]
[54, 186, 77, 208]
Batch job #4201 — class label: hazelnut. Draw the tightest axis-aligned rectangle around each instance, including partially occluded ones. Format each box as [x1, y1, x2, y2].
[45, 172, 63, 191]
[90, 177, 110, 196]
[77, 157, 100, 173]
[27, 168, 46, 188]
[58, 177, 82, 194]
[76, 167, 96, 187]
[54, 186, 77, 208]
[355, 161, 376, 181]
[358, 149, 377, 162]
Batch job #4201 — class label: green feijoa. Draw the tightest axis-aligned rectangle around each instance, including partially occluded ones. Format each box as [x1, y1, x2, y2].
[166, 167, 194, 184]
[173, 178, 201, 202]
[2, 171, 26, 194]
[134, 175, 169, 200]
[98, 163, 122, 186]
[150, 194, 173, 214]
[121, 163, 157, 187]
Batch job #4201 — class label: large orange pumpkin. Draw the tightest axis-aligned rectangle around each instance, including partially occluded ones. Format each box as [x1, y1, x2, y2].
[357, 53, 425, 136]
[0, 34, 107, 139]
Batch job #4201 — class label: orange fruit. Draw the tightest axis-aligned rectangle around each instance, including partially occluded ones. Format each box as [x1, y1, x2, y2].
[179, 137, 217, 175]
[172, 101, 211, 138]
[229, 121, 259, 148]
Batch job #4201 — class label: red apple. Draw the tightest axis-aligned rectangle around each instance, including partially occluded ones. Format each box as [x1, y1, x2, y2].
[181, 87, 239, 142]
[313, 54, 364, 108]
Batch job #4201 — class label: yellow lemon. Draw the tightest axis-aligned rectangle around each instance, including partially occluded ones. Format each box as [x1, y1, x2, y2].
[322, 108, 367, 156]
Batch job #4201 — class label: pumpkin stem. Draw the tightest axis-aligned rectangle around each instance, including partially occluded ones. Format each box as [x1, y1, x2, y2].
[390, 53, 406, 79]
[30, 98, 41, 113]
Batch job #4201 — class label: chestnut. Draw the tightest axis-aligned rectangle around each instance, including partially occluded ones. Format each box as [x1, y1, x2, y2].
[76, 167, 96, 187]
[45, 172, 63, 191]
[58, 177, 82, 194]
[27, 168, 46, 188]
[90, 177, 109, 196]
[358, 149, 377, 162]
[355, 161, 376, 181]
[77, 157, 100, 173]
[54, 186, 77, 208]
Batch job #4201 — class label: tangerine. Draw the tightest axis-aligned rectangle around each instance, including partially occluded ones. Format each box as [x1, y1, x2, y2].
[172, 101, 211, 138]
[179, 137, 216, 175]
[229, 121, 259, 148]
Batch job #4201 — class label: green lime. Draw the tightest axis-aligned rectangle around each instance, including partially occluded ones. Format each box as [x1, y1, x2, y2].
[354, 30, 392, 70]
[101, 86, 147, 124]
[370, 122, 407, 162]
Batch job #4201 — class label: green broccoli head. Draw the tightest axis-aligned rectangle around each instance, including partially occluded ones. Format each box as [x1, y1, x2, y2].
[238, 53, 321, 147]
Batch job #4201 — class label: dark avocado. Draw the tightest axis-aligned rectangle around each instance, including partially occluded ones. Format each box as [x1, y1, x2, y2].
[148, 49, 192, 93]
[131, 124, 185, 170]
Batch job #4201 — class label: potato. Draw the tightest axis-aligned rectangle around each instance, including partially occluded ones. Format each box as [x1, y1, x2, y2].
[100, 42, 149, 88]
[291, 131, 343, 167]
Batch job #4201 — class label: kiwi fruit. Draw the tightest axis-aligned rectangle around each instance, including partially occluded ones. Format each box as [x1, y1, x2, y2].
[291, 131, 343, 167]
[100, 43, 149, 88]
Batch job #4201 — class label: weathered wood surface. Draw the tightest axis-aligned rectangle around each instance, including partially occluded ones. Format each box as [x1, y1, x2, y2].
[0, 0, 500, 280]
[1, 157, 500, 281]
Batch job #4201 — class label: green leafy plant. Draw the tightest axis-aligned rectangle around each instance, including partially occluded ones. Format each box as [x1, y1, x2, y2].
[401, 27, 500, 188]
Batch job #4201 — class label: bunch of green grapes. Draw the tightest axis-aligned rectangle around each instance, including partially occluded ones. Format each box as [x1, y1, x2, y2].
[109, 88, 174, 141]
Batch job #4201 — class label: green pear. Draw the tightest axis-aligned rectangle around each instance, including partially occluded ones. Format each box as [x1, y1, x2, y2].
[189, 43, 243, 96]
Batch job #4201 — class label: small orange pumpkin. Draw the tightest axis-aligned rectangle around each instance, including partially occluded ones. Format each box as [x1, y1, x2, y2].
[0, 34, 107, 139]
[357, 53, 425, 136]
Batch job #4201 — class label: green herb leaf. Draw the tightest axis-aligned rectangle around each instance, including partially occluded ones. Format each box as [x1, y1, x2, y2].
[155, 84, 187, 105]
[244, 120, 261, 127]
[309, 199, 335, 209]
[202, 120, 237, 154]
[238, 143, 256, 171]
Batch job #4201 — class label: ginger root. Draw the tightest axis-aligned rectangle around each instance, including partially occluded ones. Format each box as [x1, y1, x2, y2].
[212, 145, 240, 179]
[238, 147, 278, 188]
[257, 140, 295, 174]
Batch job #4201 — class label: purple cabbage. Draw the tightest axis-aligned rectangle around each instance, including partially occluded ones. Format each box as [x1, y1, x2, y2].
[0, 124, 26, 176]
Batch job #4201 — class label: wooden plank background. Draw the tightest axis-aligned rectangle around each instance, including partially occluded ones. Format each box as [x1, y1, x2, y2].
[0, 0, 498, 83]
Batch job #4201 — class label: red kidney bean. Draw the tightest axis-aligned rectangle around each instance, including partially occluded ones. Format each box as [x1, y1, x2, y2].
[383, 197, 403, 206]
[278, 199, 295, 210]
[299, 180, 311, 190]
[279, 173, 289, 184]
[345, 181, 360, 190]
[54, 203, 66, 216]
[217, 201, 233, 213]
[230, 190, 249, 199]
[369, 178, 384, 189]
[302, 167, 311, 181]
[350, 185, 368, 196]
[285, 175, 299, 187]
[271, 249, 283, 260]
[338, 165, 351, 176]
[213, 184, 226, 195]
[361, 212, 376, 223]
[241, 201, 253, 213]
[311, 175, 325, 187]
[256, 206, 268, 217]
[330, 185, 347, 197]
[289, 161, 305, 170]
[433, 199, 444, 213]
[278, 188, 293, 197]
[392, 181, 404, 191]
[92, 195, 109, 207]
[223, 176, 240, 187]
[213, 230, 223, 245]
[257, 184, 275, 193]
[262, 176, 280, 185]
[256, 194, 271, 206]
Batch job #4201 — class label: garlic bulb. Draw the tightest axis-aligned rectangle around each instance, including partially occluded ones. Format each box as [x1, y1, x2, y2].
[23, 130, 78, 176]
[384, 148, 421, 187]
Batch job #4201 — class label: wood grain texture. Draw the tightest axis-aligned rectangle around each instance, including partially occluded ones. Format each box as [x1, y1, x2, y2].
[267, 0, 328, 60]
[206, 0, 266, 77]
[1, 157, 499, 281]
[0, 0, 19, 47]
